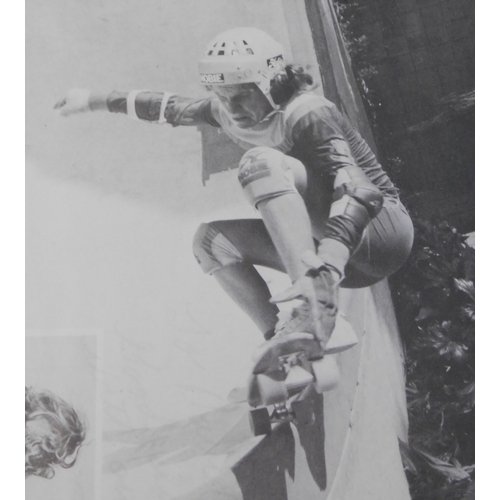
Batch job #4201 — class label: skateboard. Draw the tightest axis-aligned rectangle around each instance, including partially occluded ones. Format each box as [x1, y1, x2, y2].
[245, 314, 358, 436]
[228, 381, 318, 436]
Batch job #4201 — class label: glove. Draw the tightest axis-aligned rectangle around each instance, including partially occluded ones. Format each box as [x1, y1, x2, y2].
[54, 88, 92, 116]
[270, 250, 341, 346]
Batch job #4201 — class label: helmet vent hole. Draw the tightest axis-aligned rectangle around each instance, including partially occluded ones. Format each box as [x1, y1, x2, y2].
[218, 50, 225, 55]
[231, 50, 240, 55]
[208, 50, 213, 55]
[246, 48, 254, 55]
[243, 40, 248, 45]
[221, 42, 226, 47]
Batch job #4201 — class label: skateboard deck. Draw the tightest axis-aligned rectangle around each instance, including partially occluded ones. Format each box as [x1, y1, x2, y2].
[244, 314, 358, 435]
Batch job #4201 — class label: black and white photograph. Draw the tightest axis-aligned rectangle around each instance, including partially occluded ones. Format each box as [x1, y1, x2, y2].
[23, 1, 475, 498]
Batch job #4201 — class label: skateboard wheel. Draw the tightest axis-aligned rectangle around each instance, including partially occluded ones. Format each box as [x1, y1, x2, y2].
[285, 365, 314, 391]
[291, 399, 315, 426]
[256, 374, 288, 406]
[312, 355, 339, 393]
[249, 407, 271, 436]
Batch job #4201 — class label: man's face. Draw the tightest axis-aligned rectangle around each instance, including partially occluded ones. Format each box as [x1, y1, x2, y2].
[212, 83, 274, 128]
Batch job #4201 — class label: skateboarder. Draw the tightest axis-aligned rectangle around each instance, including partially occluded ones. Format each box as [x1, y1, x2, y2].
[55, 27, 413, 349]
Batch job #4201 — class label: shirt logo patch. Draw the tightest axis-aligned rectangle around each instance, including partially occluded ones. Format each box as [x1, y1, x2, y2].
[200, 73, 225, 84]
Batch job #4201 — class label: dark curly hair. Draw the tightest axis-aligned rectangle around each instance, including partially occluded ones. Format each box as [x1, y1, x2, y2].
[25, 387, 86, 479]
[270, 64, 316, 105]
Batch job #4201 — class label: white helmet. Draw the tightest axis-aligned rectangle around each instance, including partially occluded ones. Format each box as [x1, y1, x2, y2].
[198, 27, 286, 107]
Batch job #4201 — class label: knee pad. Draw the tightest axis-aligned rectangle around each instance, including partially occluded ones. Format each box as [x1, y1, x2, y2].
[330, 166, 384, 222]
[192, 223, 243, 274]
[238, 147, 299, 208]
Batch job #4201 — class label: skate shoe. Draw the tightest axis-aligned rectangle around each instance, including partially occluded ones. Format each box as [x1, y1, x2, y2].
[272, 264, 339, 349]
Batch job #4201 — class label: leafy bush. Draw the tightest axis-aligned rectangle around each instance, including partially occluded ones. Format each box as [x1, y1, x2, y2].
[390, 219, 475, 499]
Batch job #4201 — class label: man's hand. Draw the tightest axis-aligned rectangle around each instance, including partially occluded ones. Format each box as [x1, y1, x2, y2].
[54, 89, 92, 116]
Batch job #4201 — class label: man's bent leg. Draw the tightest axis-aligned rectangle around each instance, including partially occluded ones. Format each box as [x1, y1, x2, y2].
[213, 264, 279, 337]
[238, 147, 315, 282]
[192, 220, 285, 337]
[238, 147, 340, 342]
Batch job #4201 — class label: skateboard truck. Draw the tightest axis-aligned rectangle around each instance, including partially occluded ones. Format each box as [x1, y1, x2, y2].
[249, 386, 316, 436]
[247, 358, 339, 436]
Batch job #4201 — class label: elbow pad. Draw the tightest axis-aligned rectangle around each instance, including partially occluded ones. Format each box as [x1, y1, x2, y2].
[331, 166, 383, 221]
[323, 166, 384, 249]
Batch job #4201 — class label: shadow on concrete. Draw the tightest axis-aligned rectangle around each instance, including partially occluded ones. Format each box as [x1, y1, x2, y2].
[233, 423, 295, 500]
[296, 392, 327, 491]
[232, 391, 327, 499]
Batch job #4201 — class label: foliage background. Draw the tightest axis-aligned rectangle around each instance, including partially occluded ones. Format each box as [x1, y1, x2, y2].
[391, 220, 475, 499]
[333, 2, 475, 497]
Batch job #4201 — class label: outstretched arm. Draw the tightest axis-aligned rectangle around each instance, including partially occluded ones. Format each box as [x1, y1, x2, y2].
[54, 89, 220, 127]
